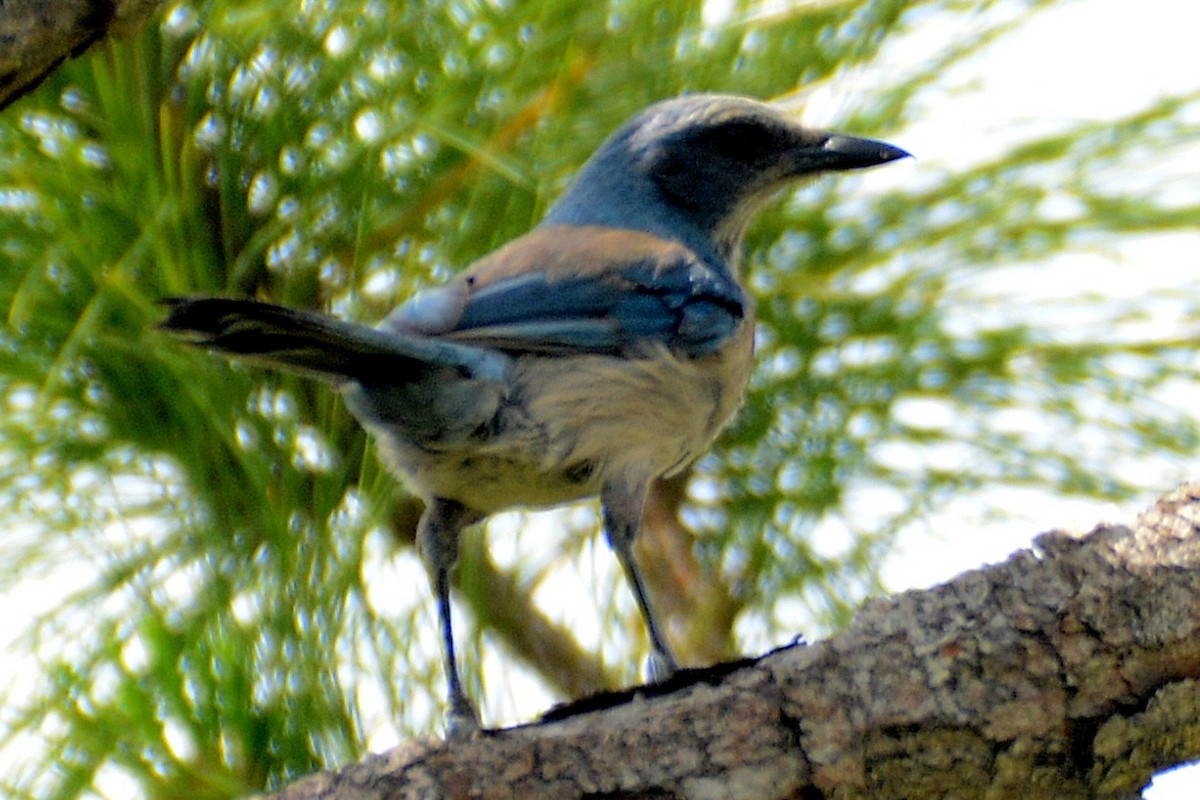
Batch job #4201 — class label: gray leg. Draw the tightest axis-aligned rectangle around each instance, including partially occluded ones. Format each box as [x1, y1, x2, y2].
[601, 481, 679, 681]
[417, 498, 482, 737]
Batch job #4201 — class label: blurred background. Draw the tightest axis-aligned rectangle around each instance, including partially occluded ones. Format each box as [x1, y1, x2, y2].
[1, 0, 1197, 796]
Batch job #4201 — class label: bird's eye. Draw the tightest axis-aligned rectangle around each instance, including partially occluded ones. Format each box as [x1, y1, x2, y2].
[695, 121, 786, 162]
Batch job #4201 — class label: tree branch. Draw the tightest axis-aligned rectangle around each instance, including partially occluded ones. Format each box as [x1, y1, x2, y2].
[0, 0, 161, 110]
[262, 483, 1200, 799]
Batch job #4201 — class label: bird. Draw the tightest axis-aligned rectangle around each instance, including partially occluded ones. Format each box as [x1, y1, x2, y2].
[160, 93, 909, 736]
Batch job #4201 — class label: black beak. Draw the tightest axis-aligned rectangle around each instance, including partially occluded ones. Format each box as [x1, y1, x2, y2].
[818, 134, 911, 171]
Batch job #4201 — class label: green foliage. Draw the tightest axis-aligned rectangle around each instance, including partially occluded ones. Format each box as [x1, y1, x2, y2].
[1, 0, 1197, 796]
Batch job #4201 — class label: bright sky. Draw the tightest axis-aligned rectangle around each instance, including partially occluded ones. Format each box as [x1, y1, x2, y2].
[3, 0, 1199, 796]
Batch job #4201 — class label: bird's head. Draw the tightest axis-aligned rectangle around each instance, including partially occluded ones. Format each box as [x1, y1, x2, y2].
[543, 94, 909, 265]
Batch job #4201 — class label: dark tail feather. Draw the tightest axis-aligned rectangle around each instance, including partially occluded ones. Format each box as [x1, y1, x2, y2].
[159, 297, 503, 384]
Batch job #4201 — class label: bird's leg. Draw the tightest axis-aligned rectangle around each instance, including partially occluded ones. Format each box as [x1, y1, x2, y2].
[601, 480, 679, 682]
[416, 499, 482, 738]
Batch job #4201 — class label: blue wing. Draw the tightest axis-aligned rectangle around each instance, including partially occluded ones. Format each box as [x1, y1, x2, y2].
[447, 241, 747, 358]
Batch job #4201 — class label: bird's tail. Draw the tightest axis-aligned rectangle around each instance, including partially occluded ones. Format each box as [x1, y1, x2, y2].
[159, 297, 501, 384]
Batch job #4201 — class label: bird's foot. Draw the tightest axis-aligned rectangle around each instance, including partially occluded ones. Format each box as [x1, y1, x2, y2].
[646, 649, 678, 684]
[445, 692, 482, 740]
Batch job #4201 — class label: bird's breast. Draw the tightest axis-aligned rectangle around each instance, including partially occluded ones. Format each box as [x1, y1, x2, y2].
[358, 314, 754, 515]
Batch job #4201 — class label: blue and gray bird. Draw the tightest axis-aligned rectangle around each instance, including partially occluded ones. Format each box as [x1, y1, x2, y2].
[160, 94, 908, 735]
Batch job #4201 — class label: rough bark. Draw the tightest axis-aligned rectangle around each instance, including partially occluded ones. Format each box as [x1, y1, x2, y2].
[0, 0, 160, 109]
[263, 482, 1200, 799]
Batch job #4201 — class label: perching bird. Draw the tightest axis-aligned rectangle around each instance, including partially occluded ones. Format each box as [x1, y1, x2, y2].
[160, 94, 908, 735]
